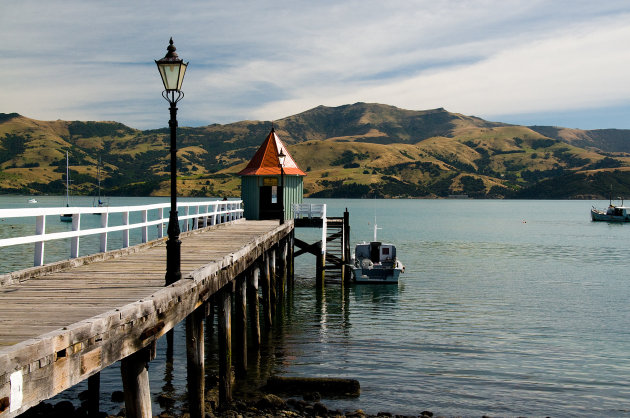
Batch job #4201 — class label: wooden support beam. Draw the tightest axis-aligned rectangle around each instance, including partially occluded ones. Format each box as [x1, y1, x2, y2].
[294, 237, 322, 258]
[248, 266, 261, 349]
[186, 306, 205, 418]
[234, 273, 247, 377]
[121, 346, 153, 418]
[87, 372, 100, 418]
[218, 287, 232, 405]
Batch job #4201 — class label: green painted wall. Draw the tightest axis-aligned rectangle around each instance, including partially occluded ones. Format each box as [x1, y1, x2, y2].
[240, 175, 304, 220]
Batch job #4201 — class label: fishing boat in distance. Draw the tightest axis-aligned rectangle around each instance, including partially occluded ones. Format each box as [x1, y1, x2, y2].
[350, 220, 404, 284]
[27, 198, 37, 204]
[591, 203, 630, 222]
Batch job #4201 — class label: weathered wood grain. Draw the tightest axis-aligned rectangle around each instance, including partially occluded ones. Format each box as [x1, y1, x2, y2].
[0, 219, 292, 417]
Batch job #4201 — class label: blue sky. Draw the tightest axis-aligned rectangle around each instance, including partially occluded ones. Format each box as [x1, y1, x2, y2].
[3, 1, 630, 130]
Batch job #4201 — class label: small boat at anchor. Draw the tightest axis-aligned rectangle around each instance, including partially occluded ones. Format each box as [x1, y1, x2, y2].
[350, 220, 404, 284]
[591, 204, 630, 222]
[591, 192, 630, 222]
[28, 198, 37, 204]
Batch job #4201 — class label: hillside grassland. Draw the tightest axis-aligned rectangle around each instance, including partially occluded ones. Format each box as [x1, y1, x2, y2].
[2, 103, 630, 199]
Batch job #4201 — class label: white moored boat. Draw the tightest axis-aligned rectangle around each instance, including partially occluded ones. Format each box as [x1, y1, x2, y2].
[591, 204, 630, 222]
[350, 221, 404, 284]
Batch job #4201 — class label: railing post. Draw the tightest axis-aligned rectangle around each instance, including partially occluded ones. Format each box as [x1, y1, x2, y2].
[100, 212, 109, 253]
[202, 205, 209, 228]
[141, 210, 148, 244]
[71, 213, 80, 259]
[122, 211, 130, 248]
[34, 215, 45, 267]
[183, 206, 190, 232]
[157, 207, 164, 239]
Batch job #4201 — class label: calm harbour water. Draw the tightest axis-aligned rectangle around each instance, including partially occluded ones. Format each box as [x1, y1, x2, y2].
[2, 196, 630, 417]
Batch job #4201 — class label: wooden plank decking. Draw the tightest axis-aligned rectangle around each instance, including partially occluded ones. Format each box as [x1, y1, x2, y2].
[0, 218, 291, 417]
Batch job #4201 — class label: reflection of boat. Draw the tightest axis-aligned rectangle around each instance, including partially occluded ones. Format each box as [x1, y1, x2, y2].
[60, 151, 72, 222]
[350, 220, 404, 284]
[591, 194, 630, 222]
[28, 198, 37, 204]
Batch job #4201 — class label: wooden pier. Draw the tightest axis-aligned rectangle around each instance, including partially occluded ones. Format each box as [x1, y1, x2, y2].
[0, 210, 293, 418]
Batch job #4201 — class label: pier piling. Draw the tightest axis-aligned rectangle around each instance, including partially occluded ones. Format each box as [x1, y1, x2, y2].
[262, 254, 272, 327]
[186, 306, 205, 418]
[87, 372, 100, 418]
[248, 266, 261, 349]
[270, 248, 277, 317]
[121, 346, 154, 418]
[234, 273, 248, 377]
[218, 286, 233, 405]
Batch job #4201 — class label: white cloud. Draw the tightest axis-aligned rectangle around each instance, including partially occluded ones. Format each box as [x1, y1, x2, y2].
[249, 12, 630, 122]
[2, 0, 630, 128]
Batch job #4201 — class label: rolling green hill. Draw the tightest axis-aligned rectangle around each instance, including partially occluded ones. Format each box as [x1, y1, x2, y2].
[1, 103, 630, 199]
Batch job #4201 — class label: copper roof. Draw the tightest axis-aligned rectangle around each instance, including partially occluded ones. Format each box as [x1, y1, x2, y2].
[237, 128, 306, 176]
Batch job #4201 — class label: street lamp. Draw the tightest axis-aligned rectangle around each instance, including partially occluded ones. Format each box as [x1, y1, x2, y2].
[278, 148, 286, 224]
[156, 37, 188, 285]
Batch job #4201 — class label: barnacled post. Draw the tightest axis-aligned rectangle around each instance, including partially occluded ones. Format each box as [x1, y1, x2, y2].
[234, 273, 248, 377]
[121, 346, 153, 418]
[186, 306, 205, 418]
[248, 266, 261, 349]
[218, 286, 233, 405]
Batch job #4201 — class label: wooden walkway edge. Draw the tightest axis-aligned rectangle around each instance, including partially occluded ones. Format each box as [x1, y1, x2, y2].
[0, 219, 291, 417]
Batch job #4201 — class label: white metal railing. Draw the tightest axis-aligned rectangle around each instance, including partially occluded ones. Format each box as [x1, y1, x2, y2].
[292, 203, 326, 220]
[0, 199, 244, 267]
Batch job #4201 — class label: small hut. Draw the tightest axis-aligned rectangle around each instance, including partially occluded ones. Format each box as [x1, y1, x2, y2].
[238, 127, 306, 220]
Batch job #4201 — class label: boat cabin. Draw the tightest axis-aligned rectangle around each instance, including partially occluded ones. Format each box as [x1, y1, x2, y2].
[606, 206, 628, 216]
[355, 242, 397, 264]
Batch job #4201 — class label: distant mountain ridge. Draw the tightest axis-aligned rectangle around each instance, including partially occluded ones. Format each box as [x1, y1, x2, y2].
[1, 103, 630, 199]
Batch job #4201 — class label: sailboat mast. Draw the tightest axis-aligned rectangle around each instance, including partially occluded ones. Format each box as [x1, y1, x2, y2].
[373, 217, 382, 241]
[97, 156, 102, 203]
[65, 151, 69, 207]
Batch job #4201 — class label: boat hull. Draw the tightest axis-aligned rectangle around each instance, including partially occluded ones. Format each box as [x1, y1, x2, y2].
[351, 265, 402, 284]
[60, 214, 72, 222]
[591, 208, 630, 222]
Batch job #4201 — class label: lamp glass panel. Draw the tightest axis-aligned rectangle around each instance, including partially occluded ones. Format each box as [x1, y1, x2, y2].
[158, 63, 182, 91]
[176, 63, 187, 90]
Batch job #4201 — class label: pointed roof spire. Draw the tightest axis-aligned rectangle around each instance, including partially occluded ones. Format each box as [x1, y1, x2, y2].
[237, 127, 306, 176]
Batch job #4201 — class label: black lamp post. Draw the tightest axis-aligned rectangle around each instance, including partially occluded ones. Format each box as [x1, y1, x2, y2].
[278, 148, 286, 224]
[156, 37, 188, 286]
